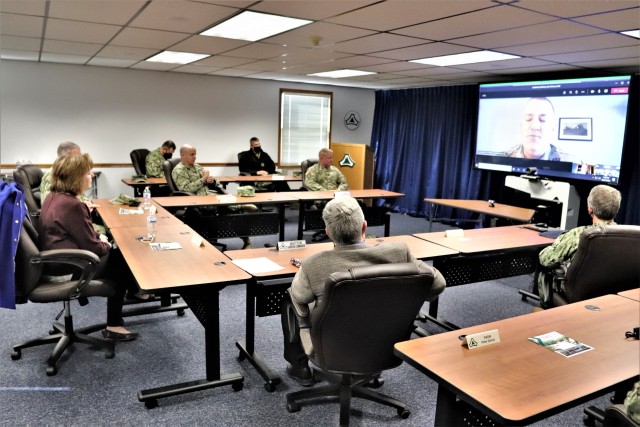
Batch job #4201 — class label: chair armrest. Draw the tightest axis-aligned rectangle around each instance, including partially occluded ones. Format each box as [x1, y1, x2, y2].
[34, 249, 101, 299]
[238, 172, 251, 176]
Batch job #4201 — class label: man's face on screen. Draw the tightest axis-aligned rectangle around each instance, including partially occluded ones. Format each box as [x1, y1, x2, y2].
[520, 98, 556, 159]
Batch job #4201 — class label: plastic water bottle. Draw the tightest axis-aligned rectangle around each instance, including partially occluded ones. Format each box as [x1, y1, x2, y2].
[146, 205, 157, 240]
[142, 186, 151, 210]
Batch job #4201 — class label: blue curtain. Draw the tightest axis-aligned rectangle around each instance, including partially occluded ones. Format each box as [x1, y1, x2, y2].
[371, 85, 488, 219]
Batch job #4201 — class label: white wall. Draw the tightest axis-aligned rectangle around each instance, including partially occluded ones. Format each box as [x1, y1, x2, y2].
[0, 60, 375, 197]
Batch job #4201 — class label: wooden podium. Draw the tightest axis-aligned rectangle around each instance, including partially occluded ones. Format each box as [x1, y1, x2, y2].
[330, 142, 374, 190]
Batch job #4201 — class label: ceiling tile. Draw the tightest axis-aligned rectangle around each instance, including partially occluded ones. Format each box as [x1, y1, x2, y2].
[0, 35, 41, 51]
[110, 27, 189, 49]
[170, 35, 250, 55]
[263, 21, 376, 48]
[572, 7, 640, 31]
[40, 52, 90, 64]
[45, 18, 121, 44]
[95, 45, 159, 61]
[87, 57, 139, 67]
[332, 33, 429, 55]
[130, 1, 237, 33]
[250, 0, 379, 21]
[1, 13, 44, 38]
[502, 33, 640, 57]
[370, 42, 471, 61]
[0, 0, 46, 15]
[514, 0, 640, 18]
[196, 55, 256, 67]
[48, 0, 146, 25]
[43, 39, 102, 56]
[172, 64, 225, 74]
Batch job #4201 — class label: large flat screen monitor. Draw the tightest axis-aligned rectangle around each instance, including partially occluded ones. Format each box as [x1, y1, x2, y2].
[474, 75, 631, 184]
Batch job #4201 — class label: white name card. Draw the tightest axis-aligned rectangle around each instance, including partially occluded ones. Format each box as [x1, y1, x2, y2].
[277, 240, 307, 251]
[271, 175, 285, 181]
[445, 229, 464, 238]
[334, 191, 351, 198]
[190, 234, 204, 247]
[461, 329, 501, 350]
[216, 195, 237, 203]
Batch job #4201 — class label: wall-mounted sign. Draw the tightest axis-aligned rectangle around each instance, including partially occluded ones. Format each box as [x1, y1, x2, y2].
[344, 111, 361, 130]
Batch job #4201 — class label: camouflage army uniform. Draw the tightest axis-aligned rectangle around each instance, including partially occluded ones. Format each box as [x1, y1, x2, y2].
[304, 164, 348, 191]
[145, 148, 165, 178]
[172, 162, 256, 248]
[503, 143, 578, 162]
[40, 170, 90, 204]
[537, 220, 615, 302]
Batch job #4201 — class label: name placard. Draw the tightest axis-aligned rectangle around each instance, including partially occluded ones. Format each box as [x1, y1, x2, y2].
[334, 191, 351, 198]
[277, 240, 307, 251]
[271, 175, 285, 181]
[445, 229, 464, 238]
[217, 195, 237, 203]
[460, 329, 500, 350]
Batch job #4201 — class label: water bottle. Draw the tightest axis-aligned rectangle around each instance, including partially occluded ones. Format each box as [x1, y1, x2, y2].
[142, 186, 151, 210]
[146, 205, 157, 240]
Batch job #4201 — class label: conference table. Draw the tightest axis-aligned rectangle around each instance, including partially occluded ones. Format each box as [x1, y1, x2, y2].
[217, 174, 301, 189]
[394, 294, 640, 426]
[109, 224, 252, 408]
[414, 225, 555, 330]
[153, 192, 297, 241]
[425, 198, 536, 231]
[121, 177, 167, 196]
[94, 198, 183, 229]
[224, 235, 458, 391]
[618, 288, 640, 302]
[287, 189, 405, 239]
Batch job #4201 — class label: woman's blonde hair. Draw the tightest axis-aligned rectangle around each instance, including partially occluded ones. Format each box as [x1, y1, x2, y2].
[50, 153, 93, 196]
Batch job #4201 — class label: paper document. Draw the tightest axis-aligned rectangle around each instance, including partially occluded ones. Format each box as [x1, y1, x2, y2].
[528, 331, 593, 358]
[149, 242, 182, 251]
[231, 257, 285, 274]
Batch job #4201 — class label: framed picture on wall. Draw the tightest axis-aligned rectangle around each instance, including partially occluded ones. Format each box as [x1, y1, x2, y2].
[558, 117, 592, 141]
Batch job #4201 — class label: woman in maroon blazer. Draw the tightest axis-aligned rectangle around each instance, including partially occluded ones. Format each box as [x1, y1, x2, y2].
[39, 153, 139, 341]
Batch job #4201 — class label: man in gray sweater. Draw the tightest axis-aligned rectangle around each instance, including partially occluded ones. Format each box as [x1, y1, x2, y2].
[281, 196, 446, 385]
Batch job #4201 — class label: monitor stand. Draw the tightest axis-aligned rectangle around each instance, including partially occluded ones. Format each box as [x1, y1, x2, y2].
[504, 175, 579, 230]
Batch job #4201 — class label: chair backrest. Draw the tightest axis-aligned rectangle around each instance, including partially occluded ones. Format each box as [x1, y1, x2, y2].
[300, 158, 318, 189]
[15, 220, 44, 300]
[309, 262, 434, 375]
[163, 158, 183, 193]
[130, 149, 150, 176]
[563, 225, 640, 303]
[13, 164, 44, 213]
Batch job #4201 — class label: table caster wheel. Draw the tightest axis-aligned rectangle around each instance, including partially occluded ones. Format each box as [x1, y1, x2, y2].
[105, 349, 115, 359]
[398, 408, 410, 419]
[144, 399, 158, 409]
[232, 382, 244, 392]
[177, 309, 185, 316]
[11, 350, 21, 360]
[46, 365, 57, 376]
[264, 382, 276, 392]
[237, 351, 246, 362]
[286, 401, 301, 413]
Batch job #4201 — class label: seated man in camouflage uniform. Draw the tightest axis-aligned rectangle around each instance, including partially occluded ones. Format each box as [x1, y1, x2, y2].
[172, 144, 256, 249]
[537, 184, 621, 306]
[145, 140, 176, 178]
[304, 148, 349, 192]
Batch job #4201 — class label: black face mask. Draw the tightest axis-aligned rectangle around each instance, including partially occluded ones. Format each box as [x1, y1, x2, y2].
[163, 152, 173, 160]
[252, 147, 262, 154]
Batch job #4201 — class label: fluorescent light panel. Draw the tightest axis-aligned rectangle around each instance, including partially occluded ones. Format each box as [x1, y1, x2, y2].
[621, 29, 640, 39]
[309, 69, 376, 78]
[201, 11, 311, 42]
[410, 50, 520, 66]
[146, 51, 209, 64]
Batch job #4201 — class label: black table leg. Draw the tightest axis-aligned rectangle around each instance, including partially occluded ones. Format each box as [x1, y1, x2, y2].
[235, 278, 281, 392]
[138, 286, 244, 408]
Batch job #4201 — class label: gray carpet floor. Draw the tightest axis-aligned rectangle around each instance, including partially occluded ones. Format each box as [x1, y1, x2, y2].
[1, 209, 613, 425]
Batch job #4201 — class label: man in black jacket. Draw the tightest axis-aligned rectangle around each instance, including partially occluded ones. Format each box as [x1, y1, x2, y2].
[238, 137, 289, 191]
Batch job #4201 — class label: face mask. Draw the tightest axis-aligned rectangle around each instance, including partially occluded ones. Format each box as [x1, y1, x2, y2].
[252, 147, 262, 154]
[163, 152, 173, 160]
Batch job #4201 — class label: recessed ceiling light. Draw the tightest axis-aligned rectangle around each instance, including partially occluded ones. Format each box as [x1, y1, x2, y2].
[200, 11, 311, 42]
[621, 29, 640, 39]
[308, 69, 376, 78]
[410, 50, 520, 66]
[146, 51, 210, 64]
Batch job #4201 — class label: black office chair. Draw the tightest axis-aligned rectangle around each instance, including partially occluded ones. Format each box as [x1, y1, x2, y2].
[13, 164, 44, 228]
[286, 262, 435, 425]
[237, 152, 251, 177]
[300, 158, 319, 191]
[540, 225, 640, 308]
[130, 148, 150, 176]
[584, 402, 640, 427]
[11, 219, 116, 376]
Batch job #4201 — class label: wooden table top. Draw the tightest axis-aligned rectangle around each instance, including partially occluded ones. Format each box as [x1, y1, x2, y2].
[618, 288, 640, 302]
[109, 224, 250, 291]
[121, 177, 167, 186]
[225, 235, 458, 279]
[414, 225, 554, 254]
[217, 175, 301, 183]
[394, 294, 640, 425]
[153, 192, 297, 208]
[287, 189, 404, 200]
[94, 198, 183, 229]
[425, 198, 536, 223]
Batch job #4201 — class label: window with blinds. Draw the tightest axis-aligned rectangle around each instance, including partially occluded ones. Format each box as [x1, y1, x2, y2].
[279, 89, 332, 167]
